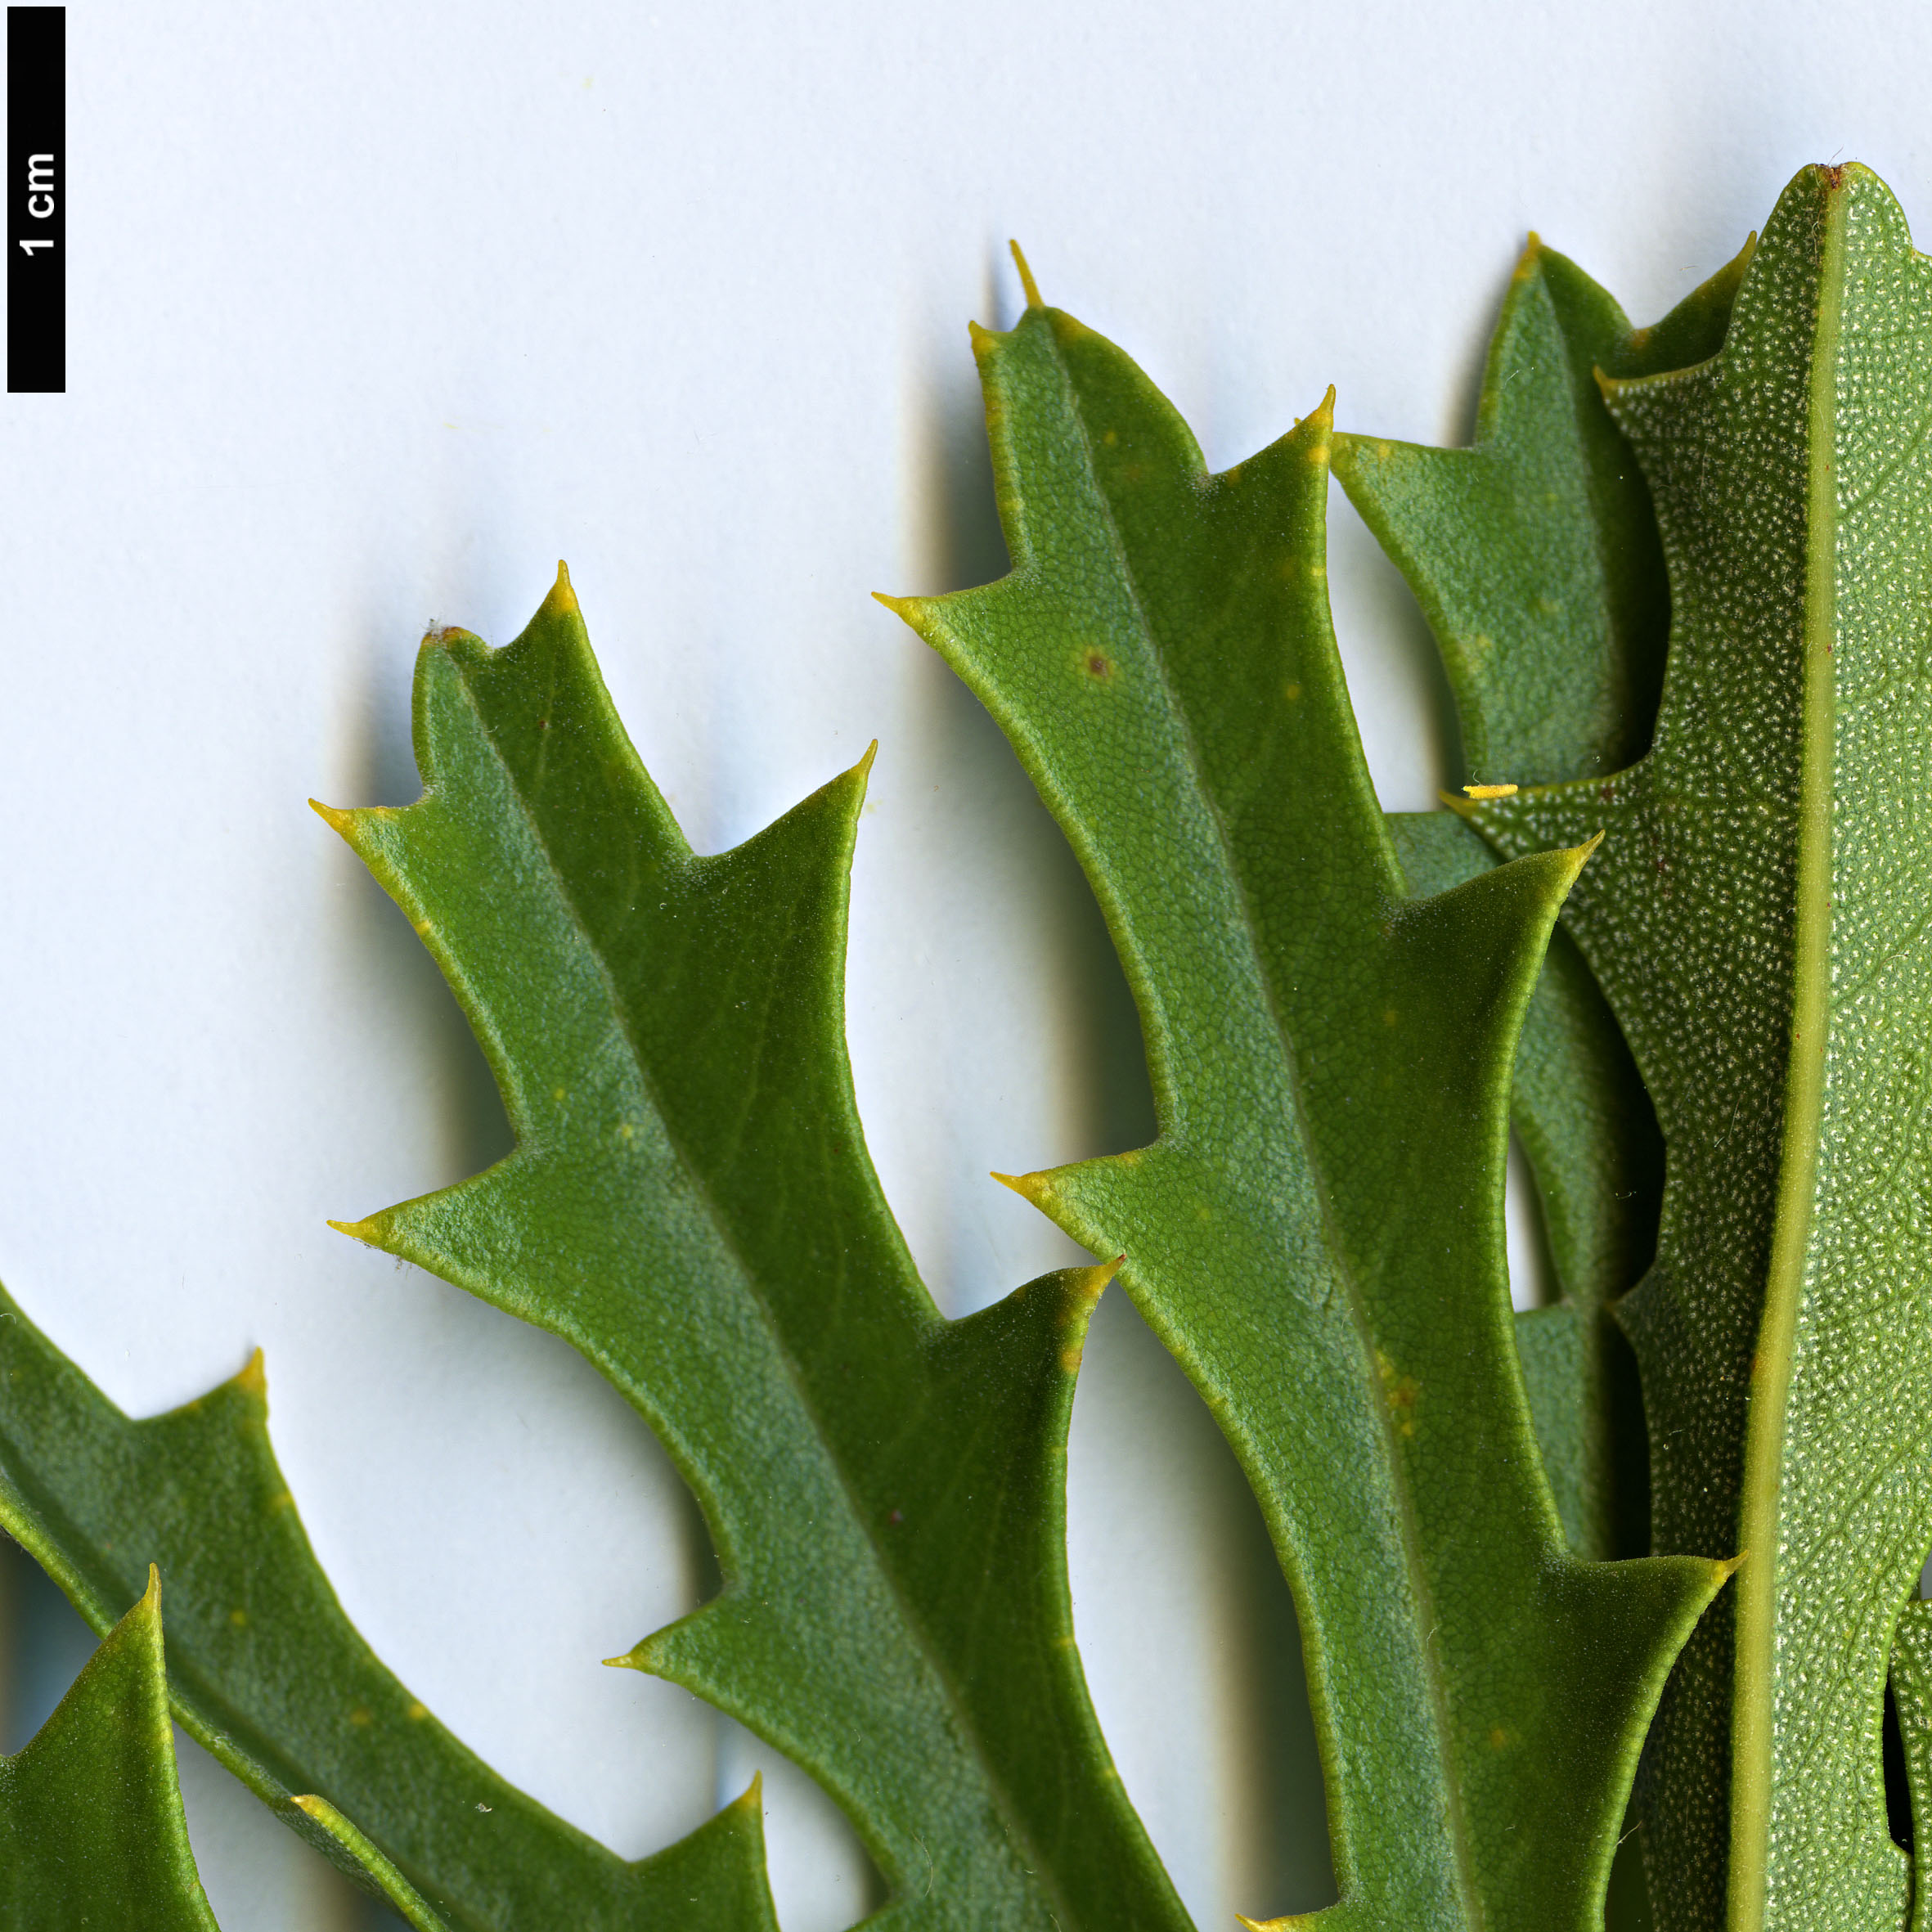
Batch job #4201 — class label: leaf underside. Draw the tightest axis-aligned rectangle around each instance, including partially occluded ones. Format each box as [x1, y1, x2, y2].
[1467, 164, 1932, 1932]
[1341, 228, 1750, 1568]
[889, 291, 1726, 1932]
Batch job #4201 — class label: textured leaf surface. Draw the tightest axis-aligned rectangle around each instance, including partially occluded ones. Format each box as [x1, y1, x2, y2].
[1466, 163, 1932, 1932]
[1341, 235, 1752, 1562]
[887, 282, 1727, 1932]
[0, 1284, 770, 1932]
[1334, 231, 1748, 788]
[1384, 811, 1656, 1560]
[1887, 1600, 1932, 1930]
[322, 573, 1185, 1932]
[0, 1568, 218, 1930]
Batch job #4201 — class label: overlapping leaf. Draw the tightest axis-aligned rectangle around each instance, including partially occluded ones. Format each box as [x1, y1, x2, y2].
[321, 571, 1187, 1932]
[0, 1283, 770, 1932]
[887, 277, 1728, 1932]
[1342, 232, 1749, 1562]
[1465, 164, 1932, 1932]
[0, 1568, 219, 1930]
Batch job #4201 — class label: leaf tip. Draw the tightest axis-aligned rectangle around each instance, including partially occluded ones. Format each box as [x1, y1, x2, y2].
[541, 559, 580, 621]
[1462, 782, 1518, 800]
[309, 798, 353, 837]
[236, 1346, 268, 1403]
[729, 1770, 764, 1813]
[326, 1215, 381, 1247]
[1009, 238, 1043, 309]
[991, 1168, 1052, 1208]
[1072, 1255, 1123, 1305]
[142, 1561, 162, 1614]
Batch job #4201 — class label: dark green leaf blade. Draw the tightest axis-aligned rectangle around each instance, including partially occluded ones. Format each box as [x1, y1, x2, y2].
[0, 1568, 219, 1930]
[888, 294, 1728, 1932]
[1334, 230, 1750, 787]
[1384, 811, 1657, 1560]
[323, 573, 1188, 1932]
[0, 1285, 772, 1932]
[1465, 162, 1932, 1932]
[1338, 234, 1747, 1568]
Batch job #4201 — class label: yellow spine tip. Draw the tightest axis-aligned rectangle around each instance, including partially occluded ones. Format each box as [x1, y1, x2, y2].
[236, 1347, 268, 1401]
[309, 799, 353, 834]
[142, 1561, 162, 1610]
[853, 739, 879, 781]
[1072, 1256, 1121, 1303]
[872, 590, 917, 620]
[1009, 239, 1043, 308]
[326, 1217, 376, 1243]
[291, 1794, 326, 1820]
[541, 560, 581, 620]
[731, 1769, 765, 1810]
[991, 1168, 1049, 1204]
[1461, 782, 1518, 799]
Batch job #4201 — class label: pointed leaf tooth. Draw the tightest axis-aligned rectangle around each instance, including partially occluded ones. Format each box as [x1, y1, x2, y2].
[325, 570, 1191, 1932]
[888, 272, 1720, 1932]
[0, 1282, 766, 1930]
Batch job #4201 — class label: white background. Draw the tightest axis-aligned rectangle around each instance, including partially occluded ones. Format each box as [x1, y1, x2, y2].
[0, 5, 1923, 1927]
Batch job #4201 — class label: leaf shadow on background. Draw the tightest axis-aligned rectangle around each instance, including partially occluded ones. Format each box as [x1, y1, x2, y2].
[897, 251, 1337, 1925]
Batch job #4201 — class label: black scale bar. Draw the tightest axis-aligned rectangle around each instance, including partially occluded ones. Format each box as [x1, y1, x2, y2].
[7, 6, 61, 393]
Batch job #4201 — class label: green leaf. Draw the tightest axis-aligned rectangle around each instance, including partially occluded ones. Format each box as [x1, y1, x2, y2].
[886, 280, 1728, 1932]
[0, 1566, 218, 1930]
[1332, 229, 1750, 788]
[1383, 811, 1656, 1561]
[1887, 1599, 1932, 1929]
[0, 1284, 772, 1932]
[1336, 231, 1752, 1563]
[1463, 162, 1932, 1932]
[321, 570, 1188, 1932]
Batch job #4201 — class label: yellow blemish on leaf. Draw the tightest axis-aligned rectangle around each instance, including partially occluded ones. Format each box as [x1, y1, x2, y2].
[1382, 1009, 1399, 1026]
[1462, 783, 1519, 800]
[1082, 649, 1115, 681]
[552, 1085, 567, 1103]
[270, 1489, 294, 1512]
[1059, 1346, 1084, 1373]
[618, 1121, 636, 1141]
[1376, 1350, 1420, 1436]
[1488, 1725, 1513, 1750]
[407, 1701, 428, 1721]
[230, 1607, 248, 1629]
[1102, 429, 1118, 446]
[1284, 682, 1302, 702]
[349, 1706, 373, 1728]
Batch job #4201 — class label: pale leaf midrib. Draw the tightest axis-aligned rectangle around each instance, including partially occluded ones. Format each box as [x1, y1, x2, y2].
[1728, 174, 1845, 1932]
